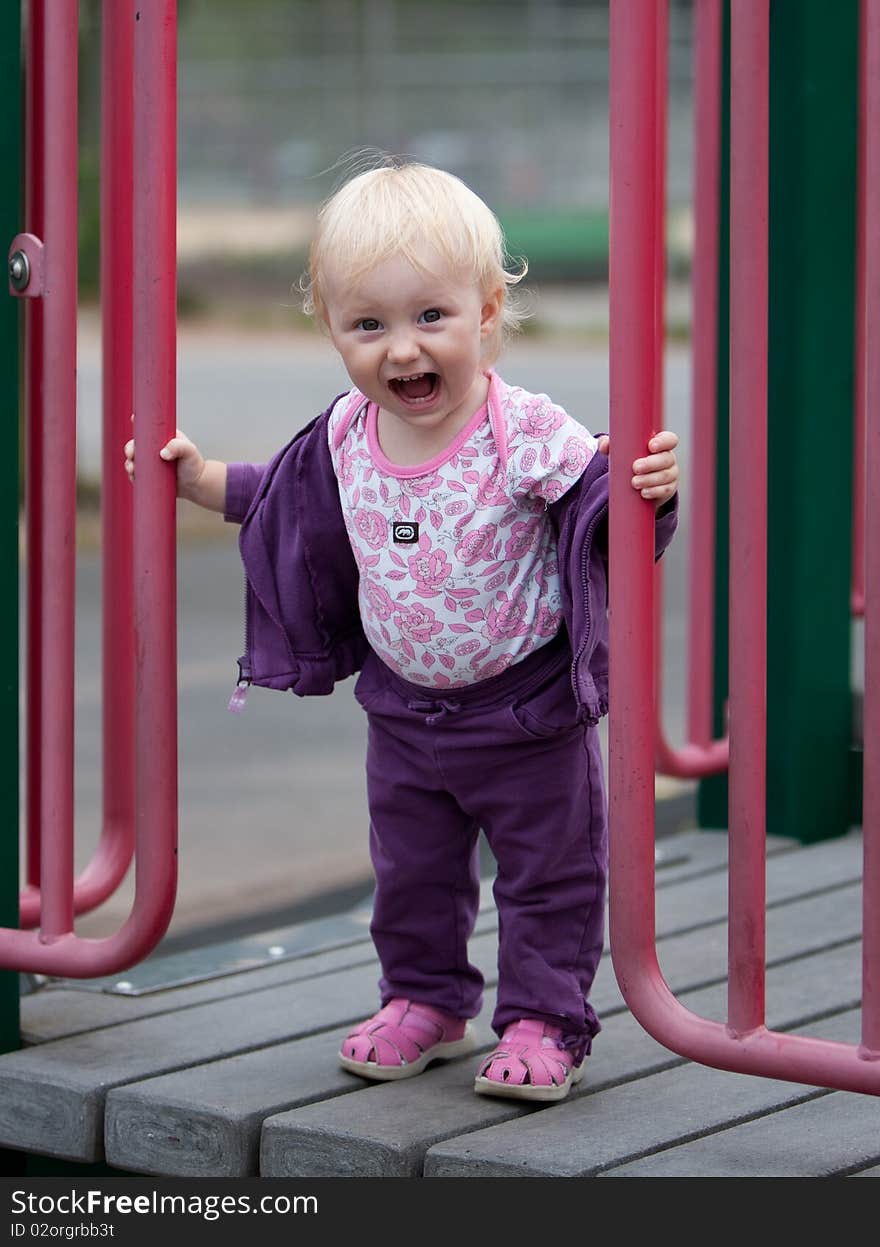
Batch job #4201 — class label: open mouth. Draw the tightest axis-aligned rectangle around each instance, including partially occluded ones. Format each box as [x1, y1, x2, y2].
[387, 372, 440, 405]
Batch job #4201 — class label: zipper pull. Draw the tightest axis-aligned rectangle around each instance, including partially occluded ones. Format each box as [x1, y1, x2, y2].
[227, 682, 250, 714]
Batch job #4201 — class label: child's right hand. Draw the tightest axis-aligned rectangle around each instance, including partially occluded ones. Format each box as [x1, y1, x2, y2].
[124, 427, 206, 502]
[124, 423, 229, 513]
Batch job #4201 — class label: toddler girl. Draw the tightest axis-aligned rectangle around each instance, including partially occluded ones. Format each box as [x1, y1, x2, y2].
[126, 159, 679, 1103]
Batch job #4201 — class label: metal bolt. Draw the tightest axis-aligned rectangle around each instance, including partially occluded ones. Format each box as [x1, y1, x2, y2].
[9, 249, 30, 292]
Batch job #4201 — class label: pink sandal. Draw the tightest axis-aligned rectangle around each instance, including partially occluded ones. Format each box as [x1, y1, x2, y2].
[474, 1018, 586, 1102]
[339, 998, 476, 1081]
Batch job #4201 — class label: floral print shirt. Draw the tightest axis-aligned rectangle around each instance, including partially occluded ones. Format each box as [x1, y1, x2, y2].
[328, 372, 598, 687]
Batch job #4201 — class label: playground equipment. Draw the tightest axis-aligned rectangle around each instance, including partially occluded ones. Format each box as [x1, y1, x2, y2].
[609, 0, 879, 1093]
[0, 0, 178, 976]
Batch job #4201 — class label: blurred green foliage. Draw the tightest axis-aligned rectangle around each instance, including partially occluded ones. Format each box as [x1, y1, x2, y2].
[499, 209, 609, 283]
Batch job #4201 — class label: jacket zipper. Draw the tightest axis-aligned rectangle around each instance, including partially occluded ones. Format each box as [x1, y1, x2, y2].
[570, 503, 607, 705]
[228, 578, 253, 713]
[226, 402, 349, 710]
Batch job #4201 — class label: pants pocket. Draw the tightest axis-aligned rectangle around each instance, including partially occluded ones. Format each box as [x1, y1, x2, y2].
[509, 660, 582, 740]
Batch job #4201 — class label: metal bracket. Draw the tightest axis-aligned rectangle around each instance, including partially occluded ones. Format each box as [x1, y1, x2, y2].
[8, 232, 44, 297]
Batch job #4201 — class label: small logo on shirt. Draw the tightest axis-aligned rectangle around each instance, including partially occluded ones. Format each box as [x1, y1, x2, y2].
[392, 521, 419, 544]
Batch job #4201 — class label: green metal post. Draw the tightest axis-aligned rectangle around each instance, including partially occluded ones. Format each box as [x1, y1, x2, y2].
[0, 0, 22, 1059]
[700, 1, 858, 843]
[765, 0, 857, 843]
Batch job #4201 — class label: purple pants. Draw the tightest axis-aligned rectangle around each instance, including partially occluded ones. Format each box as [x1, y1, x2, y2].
[353, 632, 607, 1061]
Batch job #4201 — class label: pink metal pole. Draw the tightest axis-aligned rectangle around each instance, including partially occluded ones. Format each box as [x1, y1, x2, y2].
[609, 0, 660, 985]
[609, 0, 880, 1097]
[861, 0, 880, 1056]
[129, 0, 179, 958]
[654, 0, 667, 444]
[19, 0, 138, 928]
[95, 0, 136, 897]
[0, 0, 177, 974]
[24, 0, 46, 900]
[652, 0, 668, 762]
[726, 0, 769, 1036]
[653, 0, 728, 780]
[36, 0, 79, 941]
[686, 0, 723, 751]
[852, 0, 866, 620]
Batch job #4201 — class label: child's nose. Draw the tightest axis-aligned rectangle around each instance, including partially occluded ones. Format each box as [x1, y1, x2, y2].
[386, 330, 420, 364]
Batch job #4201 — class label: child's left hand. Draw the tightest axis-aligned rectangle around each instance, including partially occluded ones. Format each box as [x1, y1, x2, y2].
[597, 430, 679, 507]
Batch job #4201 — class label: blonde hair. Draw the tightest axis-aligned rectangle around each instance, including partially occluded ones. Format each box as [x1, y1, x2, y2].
[301, 157, 528, 363]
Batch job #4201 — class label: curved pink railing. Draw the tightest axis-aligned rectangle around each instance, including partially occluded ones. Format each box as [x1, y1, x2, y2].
[654, 0, 728, 779]
[609, 0, 880, 1093]
[656, 0, 865, 775]
[18, 0, 137, 929]
[0, 0, 178, 976]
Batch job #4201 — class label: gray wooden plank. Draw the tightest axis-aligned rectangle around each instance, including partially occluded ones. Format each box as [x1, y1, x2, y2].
[423, 1063, 828, 1177]
[601, 1012, 880, 1177]
[19, 942, 381, 1045]
[604, 1087, 880, 1177]
[258, 937, 861, 1178]
[651, 828, 795, 887]
[259, 1001, 698, 1178]
[104, 997, 501, 1178]
[651, 880, 862, 1012]
[0, 960, 392, 1162]
[422, 997, 874, 1179]
[654, 831, 863, 939]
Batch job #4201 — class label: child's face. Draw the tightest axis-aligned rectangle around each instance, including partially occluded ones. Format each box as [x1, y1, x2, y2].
[322, 245, 503, 442]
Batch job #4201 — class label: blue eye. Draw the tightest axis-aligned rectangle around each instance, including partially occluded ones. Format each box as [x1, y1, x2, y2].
[420, 309, 442, 324]
[356, 318, 381, 331]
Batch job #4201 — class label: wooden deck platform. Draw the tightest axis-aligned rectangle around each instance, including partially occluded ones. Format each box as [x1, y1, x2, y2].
[0, 827, 877, 1179]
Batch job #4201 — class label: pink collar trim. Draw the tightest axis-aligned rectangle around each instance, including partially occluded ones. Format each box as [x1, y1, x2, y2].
[332, 371, 509, 474]
[366, 396, 487, 478]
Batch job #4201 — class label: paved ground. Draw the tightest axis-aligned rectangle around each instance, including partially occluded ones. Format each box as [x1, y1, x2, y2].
[29, 306, 699, 947]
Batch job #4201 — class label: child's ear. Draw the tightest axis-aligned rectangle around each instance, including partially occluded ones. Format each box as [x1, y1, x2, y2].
[480, 287, 504, 338]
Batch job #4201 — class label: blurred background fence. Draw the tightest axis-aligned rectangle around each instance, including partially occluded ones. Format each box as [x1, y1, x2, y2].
[76, 0, 697, 317]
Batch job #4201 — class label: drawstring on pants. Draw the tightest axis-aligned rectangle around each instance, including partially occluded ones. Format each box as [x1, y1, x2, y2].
[406, 698, 463, 726]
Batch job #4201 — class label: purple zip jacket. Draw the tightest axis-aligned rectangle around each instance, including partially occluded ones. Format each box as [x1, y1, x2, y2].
[224, 393, 678, 720]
